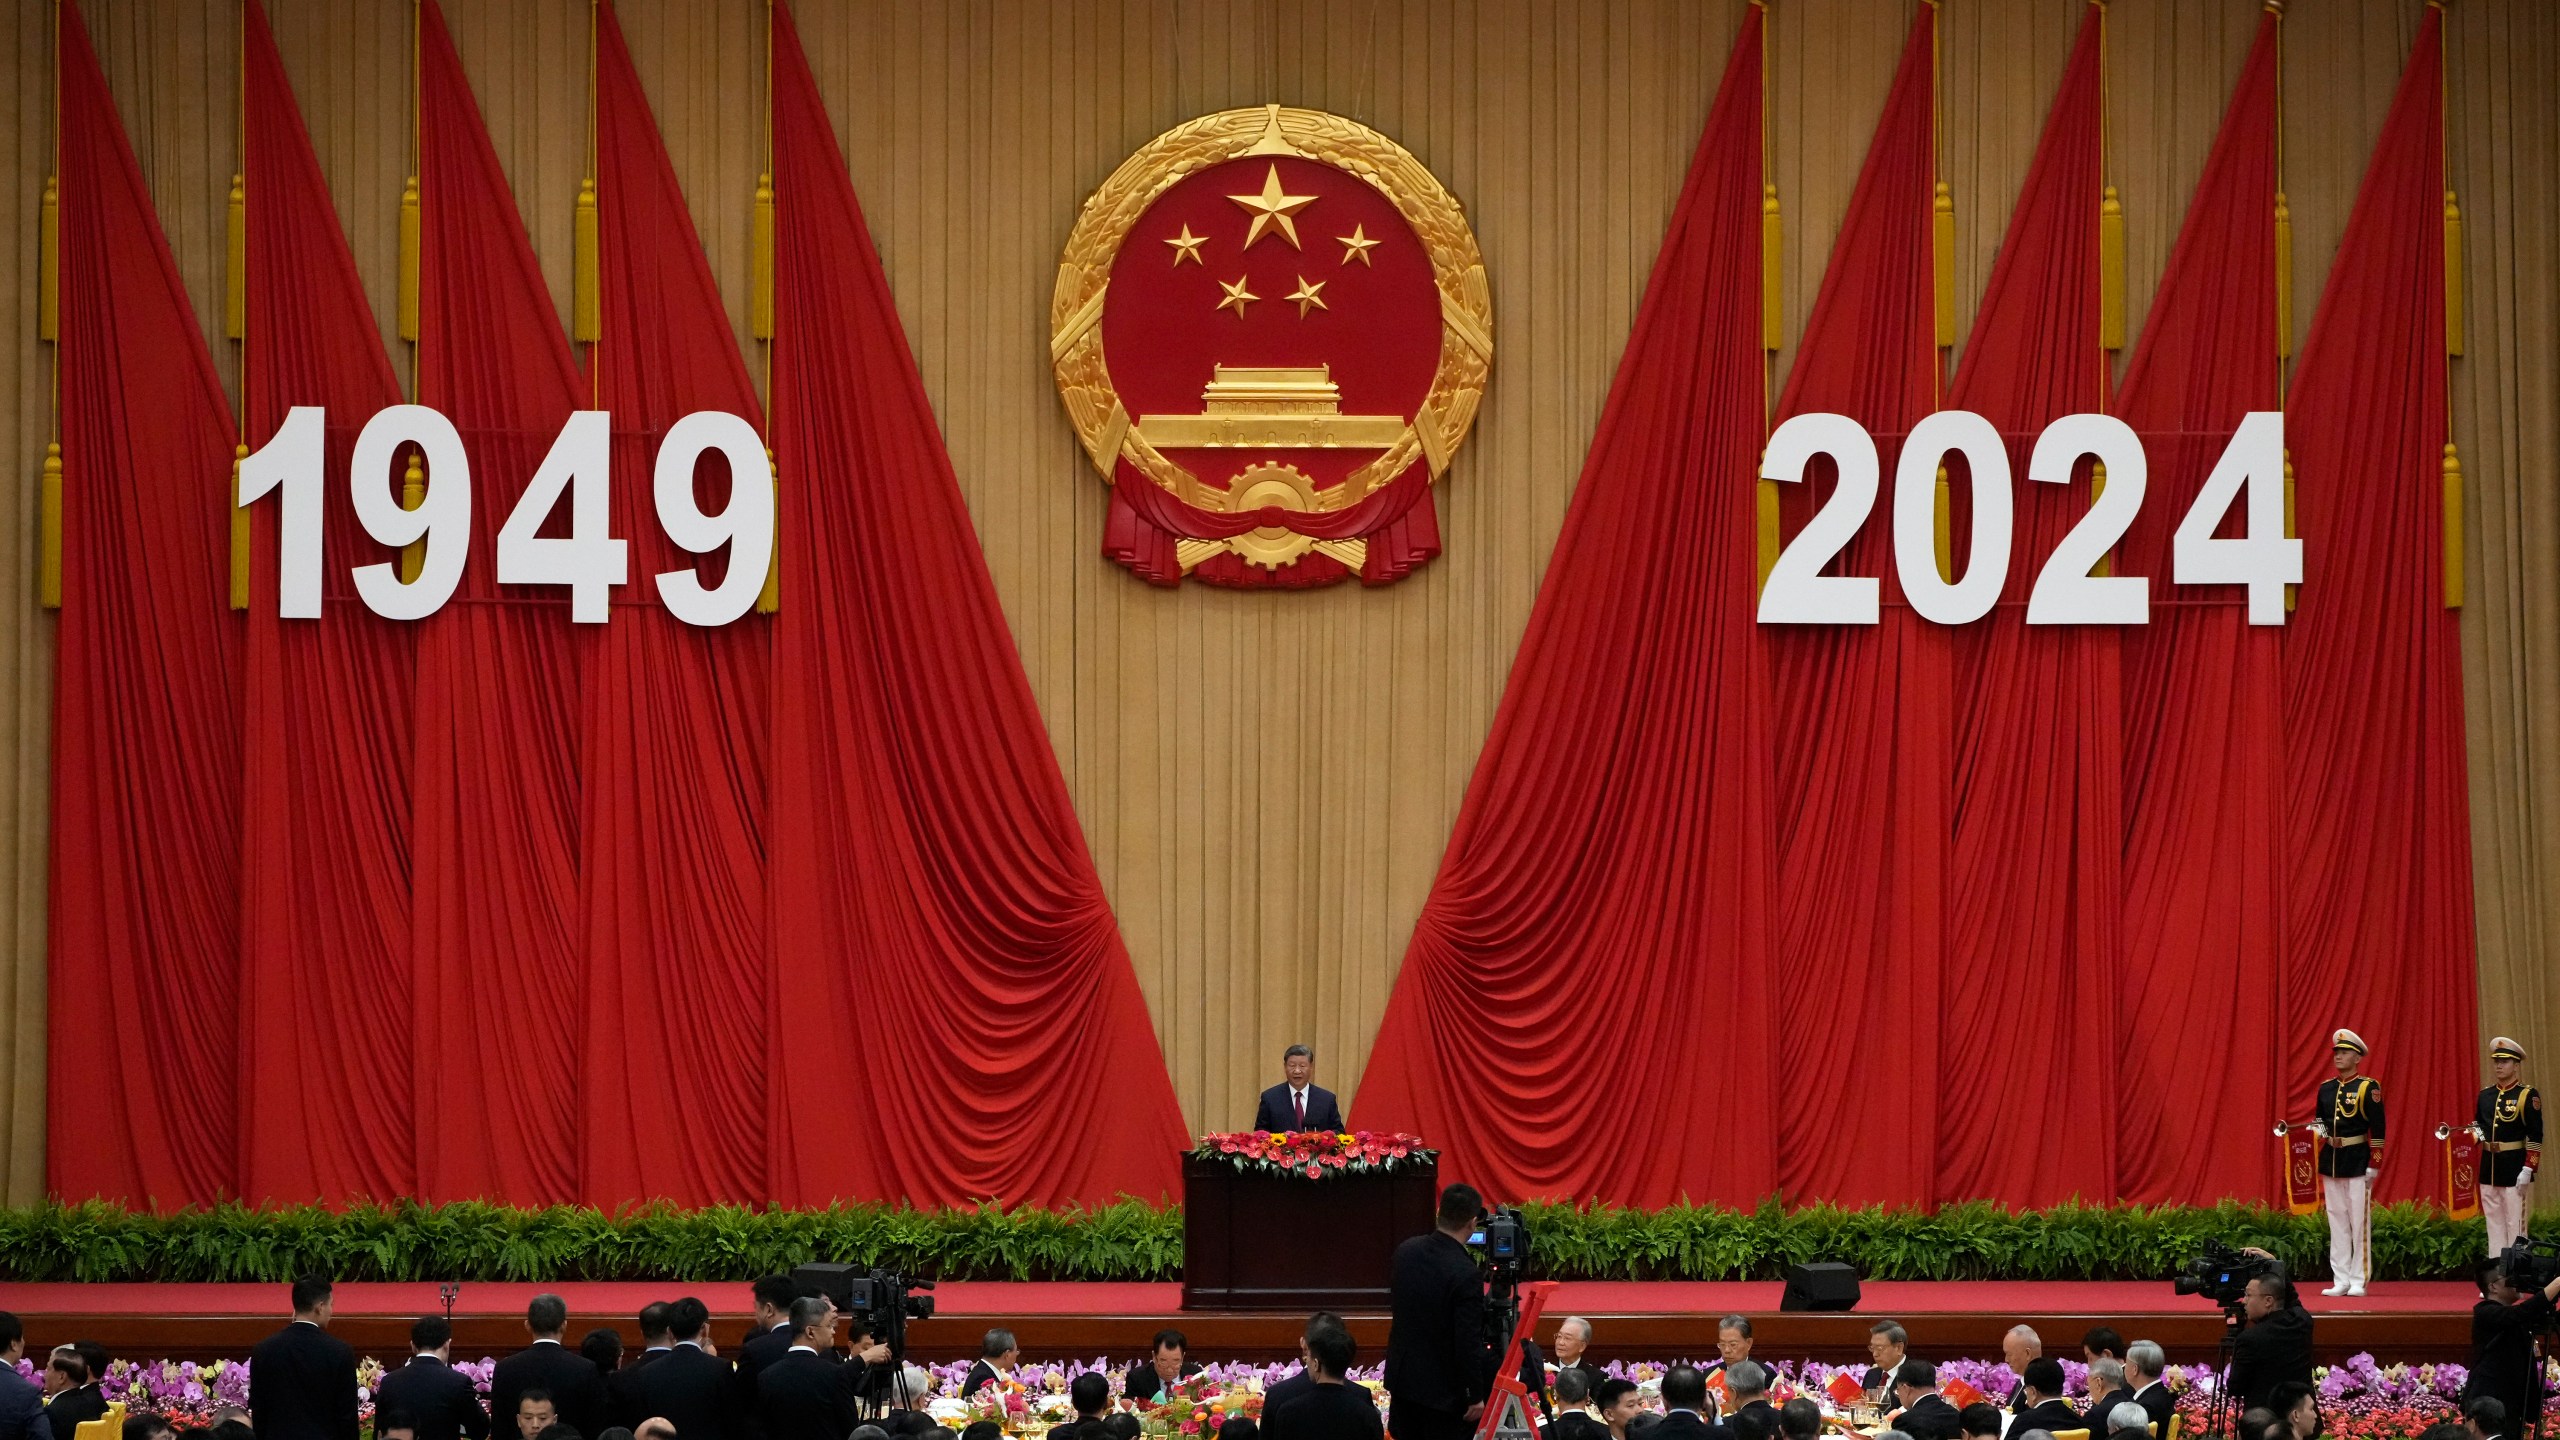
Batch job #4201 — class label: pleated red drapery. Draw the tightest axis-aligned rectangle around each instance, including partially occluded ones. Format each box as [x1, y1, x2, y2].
[407, 0, 591, 1206]
[764, 3, 1187, 1208]
[577, 0, 772, 1207]
[1765, 6, 1948, 1209]
[234, 0, 418, 1205]
[2281, 7, 2477, 1204]
[45, 0, 244, 1210]
[1933, 8, 2120, 1208]
[2110, 18, 2286, 1206]
[1354, 10, 1773, 1207]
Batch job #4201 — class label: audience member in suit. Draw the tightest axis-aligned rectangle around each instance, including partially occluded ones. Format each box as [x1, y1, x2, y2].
[1263, 1316, 1381, 1440]
[1960, 1404, 2007, 1440]
[246, 1278, 359, 1440]
[2104, 1401, 2159, 1440]
[0, 1313, 41, 1440]
[1550, 1317, 1605, 1400]
[1544, 1368, 1605, 1440]
[488, 1295, 609, 1440]
[1891, 1361, 1963, 1440]
[757, 1298, 860, 1440]
[1384, 1186, 1494, 1440]
[608, 1304, 675, 1427]
[2012, 1360, 2084, 1439]
[1862, 1323, 1910, 1398]
[1047, 1372, 1114, 1439]
[1726, 1362, 1779, 1438]
[960, 1330, 1021, 1400]
[1250, 1046, 1346, 1132]
[1587, 1380, 1643, 1440]
[503, 1390, 556, 1440]
[2003, 1329, 2046, 1415]
[40, 1353, 106, 1440]
[374, 1316, 491, 1440]
[2082, 1359, 2142, 1438]
[1781, 1399, 1827, 1440]
[1122, 1329, 1202, 1405]
[734, 1275, 807, 1427]
[1652, 1366, 1735, 1440]
[620, 1297, 738, 1440]
[2126, 1342, 2177, 1439]
[122, 1415, 176, 1440]
[581, 1329, 624, 1379]
[2083, 1329, 2126, 1368]
[1262, 1313, 1340, 1422]
[1704, 1317, 1754, 1381]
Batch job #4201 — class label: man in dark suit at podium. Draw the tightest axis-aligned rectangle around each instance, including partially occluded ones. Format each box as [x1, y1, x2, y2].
[1253, 1045, 1346, 1132]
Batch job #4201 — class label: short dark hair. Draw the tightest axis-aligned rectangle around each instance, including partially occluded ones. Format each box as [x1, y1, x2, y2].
[123, 1415, 177, 1440]
[532, 1426, 581, 1440]
[1595, 1378, 1640, 1413]
[0, 1312, 21, 1350]
[754, 1275, 800, 1310]
[1781, 1398, 1825, 1440]
[1896, 1359, 1937, 1390]
[1102, 1417, 1141, 1440]
[1436, 1184, 1482, 1229]
[2023, 1359, 2067, 1396]
[47, 1353, 86, 1385]
[1662, 1364, 1709, 1412]
[581, 1328, 624, 1374]
[527, 1293, 569, 1335]
[411, 1315, 452, 1351]
[1283, 1044, 1314, 1063]
[1306, 1319, 1356, 1378]
[982, 1327, 1017, 1359]
[291, 1276, 333, 1313]
[2476, 1258, 2508, 1294]
[1152, 1328, 1188, 1354]
[669, 1296, 710, 1341]
[1303, 1310, 1342, 1343]
[1070, 1372, 1110, 1416]
[1555, 1368, 1593, 1405]
[2423, 1425, 2479, 1440]
[517, 1388, 556, 1413]
[2466, 1397, 2509, 1430]
[1960, 1404, 2005, 1439]
[1216, 1418, 1260, 1440]
[368, 1414, 418, 1440]
[2266, 1382, 2316, 1424]
[2082, 1327, 2124, 1359]
[72, 1341, 107, 1377]
[638, 1301, 673, 1341]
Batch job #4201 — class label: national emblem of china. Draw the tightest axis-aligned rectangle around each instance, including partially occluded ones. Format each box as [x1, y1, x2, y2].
[1051, 105, 1492, 588]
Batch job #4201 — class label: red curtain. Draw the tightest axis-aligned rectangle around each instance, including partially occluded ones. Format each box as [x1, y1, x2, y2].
[2110, 18, 2286, 1206]
[1764, 7, 1948, 1209]
[2280, 7, 2477, 1203]
[45, 0, 244, 1210]
[1354, 11, 1773, 1207]
[764, 3, 1187, 1208]
[576, 0, 772, 1207]
[235, 0, 418, 1205]
[408, 0, 591, 1206]
[1936, 10, 2120, 1207]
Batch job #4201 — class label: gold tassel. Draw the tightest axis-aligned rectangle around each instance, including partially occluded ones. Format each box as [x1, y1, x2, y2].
[398, 175, 421, 341]
[2443, 189, 2464, 356]
[1755, 476, 1779, 594]
[38, 442, 62, 609]
[1761, 183, 1782, 352]
[2283, 449, 2298, 612]
[1933, 180, 1957, 347]
[2442, 441, 2463, 608]
[2091, 457, 2110, 578]
[228, 444, 250, 610]
[399, 451, 427, 584]
[225, 174, 246, 340]
[573, 177, 600, 343]
[2274, 191, 2294, 360]
[2099, 185, 2125, 350]
[1933, 463, 1953, 582]
[39, 175, 58, 343]
[750, 172, 776, 341]
[755, 448, 780, 615]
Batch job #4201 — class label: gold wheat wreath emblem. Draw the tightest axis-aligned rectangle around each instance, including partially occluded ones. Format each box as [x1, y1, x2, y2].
[1050, 104, 1492, 577]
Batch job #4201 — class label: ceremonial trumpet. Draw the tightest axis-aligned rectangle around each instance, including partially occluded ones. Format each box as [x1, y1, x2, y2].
[2272, 1119, 2316, 1137]
[2434, 1121, 2484, 1141]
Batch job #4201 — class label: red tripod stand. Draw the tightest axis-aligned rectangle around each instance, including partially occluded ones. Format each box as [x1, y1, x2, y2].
[1474, 1278, 1560, 1440]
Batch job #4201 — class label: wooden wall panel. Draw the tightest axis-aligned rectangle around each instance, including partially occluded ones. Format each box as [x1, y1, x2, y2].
[0, 1, 2548, 1197]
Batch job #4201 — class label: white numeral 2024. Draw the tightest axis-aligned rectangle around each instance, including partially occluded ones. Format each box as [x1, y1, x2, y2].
[1757, 409, 2299, 626]
[237, 405, 772, 626]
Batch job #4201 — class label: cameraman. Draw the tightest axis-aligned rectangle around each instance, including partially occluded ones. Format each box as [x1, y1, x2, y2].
[2226, 1255, 2314, 1412]
[1386, 1183, 1497, 1440]
[2466, 1254, 2560, 1440]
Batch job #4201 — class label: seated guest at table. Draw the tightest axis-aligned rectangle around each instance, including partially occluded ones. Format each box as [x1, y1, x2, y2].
[1781, 1400, 1823, 1440]
[509, 1391, 558, 1440]
[2011, 1360, 2080, 1438]
[1654, 1365, 1731, 1440]
[1124, 1329, 1201, 1403]
[1102, 1417, 1141, 1440]
[961, 1330, 1021, 1399]
[2234, 1409, 2283, 1440]
[1217, 1420, 1259, 1440]
[2124, 1342, 2173, 1439]
[2104, 1401, 2155, 1440]
[2080, 1358, 2135, 1436]
[1706, 1317, 1754, 1380]
[2267, 1382, 2320, 1440]
[1264, 1312, 1343, 1419]
[1728, 1362, 1777, 1436]
[1863, 1323, 1909, 1398]
[1547, 1368, 1604, 1439]
[1253, 1045, 1345, 1132]
[1550, 1317, 1602, 1397]
[42, 1351, 105, 1440]
[2082, 1329, 2125, 1367]
[124, 1414, 178, 1440]
[1264, 1318, 1381, 1440]
[1958, 1404, 2004, 1440]
[376, 1316, 491, 1440]
[1048, 1373, 1112, 1439]
[1594, 1380, 1646, 1440]
[1892, 1360, 1961, 1440]
[2002, 1329, 2044, 1413]
[2463, 1397, 2507, 1440]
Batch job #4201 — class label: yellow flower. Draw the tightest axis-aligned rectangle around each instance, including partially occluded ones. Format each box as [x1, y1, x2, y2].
[1340, 1133, 1356, 1145]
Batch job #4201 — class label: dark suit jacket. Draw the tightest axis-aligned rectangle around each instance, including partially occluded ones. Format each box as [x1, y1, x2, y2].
[374, 1355, 491, 1440]
[1264, 1368, 1317, 1419]
[2013, 1398, 2087, 1437]
[1651, 1411, 1736, 1440]
[1553, 1360, 1607, 1403]
[1384, 1230, 1491, 1419]
[42, 1388, 108, 1440]
[620, 1344, 736, 1440]
[961, 1360, 1009, 1398]
[2228, 1305, 2315, 1412]
[1252, 1084, 1345, 1132]
[0, 1364, 42, 1440]
[248, 1322, 360, 1440]
[1543, 1414, 1607, 1440]
[490, 1339, 610, 1440]
[1897, 1394, 1963, 1440]
[1122, 1359, 1204, 1404]
[2469, 1293, 2556, 1431]
[2131, 1382, 2176, 1439]
[734, 1323, 799, 1438]
[757, 1349, 859, 1440]
[609, 1349, 673, 1429]
[1265, 1379, 1386, 1440]
[2081, 1390, 2147, 1438]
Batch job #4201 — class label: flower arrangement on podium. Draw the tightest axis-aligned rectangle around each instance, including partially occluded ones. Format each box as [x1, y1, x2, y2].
[1190, 1129, 1435, 1181]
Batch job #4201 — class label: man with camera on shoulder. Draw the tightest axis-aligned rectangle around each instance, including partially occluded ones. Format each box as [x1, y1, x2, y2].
[2226, 1254, 2314, 1412]
[1386, 1183, 1499, 1440]
[2465, 1248, 2560, 1440]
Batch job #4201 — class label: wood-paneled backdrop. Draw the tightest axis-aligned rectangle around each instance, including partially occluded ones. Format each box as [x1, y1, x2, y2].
[0, 0, 2550, 1203]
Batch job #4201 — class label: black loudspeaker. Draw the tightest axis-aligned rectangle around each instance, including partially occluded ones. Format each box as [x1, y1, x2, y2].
[793, 1262, 858, 1311]
[1779, 1261, 1862, 1312]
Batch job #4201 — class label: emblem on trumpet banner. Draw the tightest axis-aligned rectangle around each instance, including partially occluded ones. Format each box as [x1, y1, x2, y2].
[1050, 105, 1492, 588]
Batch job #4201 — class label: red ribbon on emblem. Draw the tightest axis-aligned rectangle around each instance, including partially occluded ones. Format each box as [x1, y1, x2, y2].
[2440, 1123, 2481, 1220]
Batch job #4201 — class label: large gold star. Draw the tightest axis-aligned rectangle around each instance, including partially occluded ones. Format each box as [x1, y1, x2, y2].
[1227, 165, 1318, 250]
[1215, 275, 1259, 317]
[1165, 224, 1207, 265]
[1286, 276, 1328, 317]
[1338, 224, 1380, 266]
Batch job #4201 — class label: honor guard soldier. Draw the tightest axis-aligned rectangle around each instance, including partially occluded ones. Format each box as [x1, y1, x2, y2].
[2312, 1028, 2386, 1297]
[2475, 1036, 2541, 1255]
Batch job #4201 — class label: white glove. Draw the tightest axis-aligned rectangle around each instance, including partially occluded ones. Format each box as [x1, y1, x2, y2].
[2521, 1167, 2536, 1186]
[2368, 1156, 2381, 1173]
[2308, 1124, 2327, 1139]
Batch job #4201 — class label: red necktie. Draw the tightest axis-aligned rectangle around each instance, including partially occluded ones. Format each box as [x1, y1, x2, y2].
[1295, 1091, 1305, 1126]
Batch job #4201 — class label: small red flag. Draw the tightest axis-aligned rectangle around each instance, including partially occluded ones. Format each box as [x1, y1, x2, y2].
[1828, 1373, 1869, 1406]
[1943, 1379, 1986, 1409]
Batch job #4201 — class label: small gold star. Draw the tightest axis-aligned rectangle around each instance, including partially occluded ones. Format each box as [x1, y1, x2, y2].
[1165, 224, 1208, 265]
[1227, 164, 1318, 250]
[1286, 276, 1328, 317]
[1338, 224, 1380, 266]
[1216, 275, 1259, 317]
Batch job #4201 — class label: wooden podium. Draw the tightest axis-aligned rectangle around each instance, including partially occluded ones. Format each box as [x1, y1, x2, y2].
[1180, 1150, 1440, 1310]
